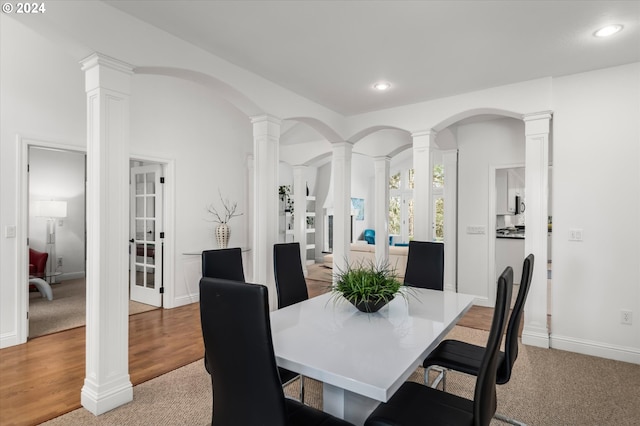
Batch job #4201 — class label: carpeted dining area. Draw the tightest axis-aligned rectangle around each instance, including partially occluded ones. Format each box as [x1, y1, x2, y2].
[42, 325, 640, 426]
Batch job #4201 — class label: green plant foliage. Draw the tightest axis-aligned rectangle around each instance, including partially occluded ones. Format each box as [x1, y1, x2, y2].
[330, 259, 404, 306]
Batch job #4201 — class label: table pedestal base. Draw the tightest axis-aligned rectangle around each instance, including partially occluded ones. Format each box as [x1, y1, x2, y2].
[323, 383, 380, 426]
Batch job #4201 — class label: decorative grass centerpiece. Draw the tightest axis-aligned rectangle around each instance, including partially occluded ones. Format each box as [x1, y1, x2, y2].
[331, 259, 405, 313]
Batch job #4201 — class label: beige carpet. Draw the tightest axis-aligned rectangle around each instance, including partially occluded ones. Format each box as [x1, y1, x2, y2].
[42, 326, 640, 426]
[29, 278, 158, 338]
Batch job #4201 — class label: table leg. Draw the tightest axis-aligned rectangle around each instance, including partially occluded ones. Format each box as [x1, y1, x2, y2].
[29, 278, 53, 301]
[322, 383, 380, 426]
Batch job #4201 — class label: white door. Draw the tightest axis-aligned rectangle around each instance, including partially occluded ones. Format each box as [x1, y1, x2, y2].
[130, 164, 163, 307]
[400, 193, 414, 244]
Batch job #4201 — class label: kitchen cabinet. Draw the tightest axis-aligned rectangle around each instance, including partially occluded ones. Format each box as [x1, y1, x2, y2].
[496, 168, 524, 215]
[495, 237, 524, 284]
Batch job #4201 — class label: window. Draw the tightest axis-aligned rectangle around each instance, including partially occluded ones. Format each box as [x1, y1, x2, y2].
[434, 197, 444, 241]
[389, 169, 413, 243]
[432, 164, 444, 241]
[389, 172, 401, 190]
[389, 164, 444, 243]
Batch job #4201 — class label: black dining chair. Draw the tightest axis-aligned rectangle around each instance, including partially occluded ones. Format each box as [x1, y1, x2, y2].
[202, 247, 245, 282]
[201, 247, 246, 374]
[423, 254, 534, 426]
[273, 242, 309, 402]
[201, 246, 303, 401]
[274, 242, 309, 308]
[199, 277, 353, 426]
[364, 266, 514, 426]
[403, 240, 444, 290]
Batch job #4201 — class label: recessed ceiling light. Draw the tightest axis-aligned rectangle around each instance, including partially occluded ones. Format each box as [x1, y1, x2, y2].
[594, 24, 623, 37]
[373, 82, 391, 91]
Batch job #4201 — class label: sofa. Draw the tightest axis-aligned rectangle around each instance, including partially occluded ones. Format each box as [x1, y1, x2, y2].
[29, 248, 53, 300]
[323, 242, 409, 279]
[29, 248, 48, 278]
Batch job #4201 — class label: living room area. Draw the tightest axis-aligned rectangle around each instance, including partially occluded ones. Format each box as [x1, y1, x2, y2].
[1, 2, 639, 425]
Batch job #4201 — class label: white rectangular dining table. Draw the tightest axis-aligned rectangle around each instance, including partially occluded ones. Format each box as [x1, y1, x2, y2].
[270, 288, 475, 425]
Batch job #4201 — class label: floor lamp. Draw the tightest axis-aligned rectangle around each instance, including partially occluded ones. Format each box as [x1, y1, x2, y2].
[32, 200, 67, 283]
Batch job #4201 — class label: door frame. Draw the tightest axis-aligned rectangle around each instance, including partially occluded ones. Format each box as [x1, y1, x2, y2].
[487, 162, 525, 307]
[17, 136, 87, 343]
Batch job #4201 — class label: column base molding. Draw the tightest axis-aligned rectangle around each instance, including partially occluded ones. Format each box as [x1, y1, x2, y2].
[522, 324, 550, 348]
[81, 377, 133, 416]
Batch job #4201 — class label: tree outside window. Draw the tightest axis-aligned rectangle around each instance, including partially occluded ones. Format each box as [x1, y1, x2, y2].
[434, 198, 444, 241]
[433, 164, 444, 188]
[433, 164, 445, 241]
[389, 172, 401, 190]
[389, 196, 401, 235]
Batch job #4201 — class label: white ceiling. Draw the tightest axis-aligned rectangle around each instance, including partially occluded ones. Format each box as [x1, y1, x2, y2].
[105, 1, 640, 116]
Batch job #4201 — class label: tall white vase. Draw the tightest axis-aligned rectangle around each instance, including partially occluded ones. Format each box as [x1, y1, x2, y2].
[215, 223, 230, 248]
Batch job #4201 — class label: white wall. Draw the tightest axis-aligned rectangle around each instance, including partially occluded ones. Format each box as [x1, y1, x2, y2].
[351, 154, 375, 241]
[455, 118, 525, 301]
[130, 74, 253, 305]
[29, 148, 86, 280]
[1, 17, 86, 346]
[550, 63, 640, 360]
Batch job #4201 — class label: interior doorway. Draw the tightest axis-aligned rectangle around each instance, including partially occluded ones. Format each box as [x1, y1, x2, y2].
[28, 145, 87, 338]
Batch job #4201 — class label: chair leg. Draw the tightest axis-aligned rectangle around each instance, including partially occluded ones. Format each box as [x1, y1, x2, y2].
[299, 375, 305, 403]
[494, 412, 527, 426]
[424, 366, 446, 390]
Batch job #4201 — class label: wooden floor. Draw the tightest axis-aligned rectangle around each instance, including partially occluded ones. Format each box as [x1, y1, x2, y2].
[0, 303, 204, 426]
[0, 279, 495, 426]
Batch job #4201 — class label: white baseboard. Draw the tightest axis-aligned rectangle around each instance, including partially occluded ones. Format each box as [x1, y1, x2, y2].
[550, 334, 640, 364]
[0, 332, 21, 349]
[471, 296, 491, 307]
[172, 293, 199, 308]
[58, 271, 86, 281]
[522, 328, 550, 348]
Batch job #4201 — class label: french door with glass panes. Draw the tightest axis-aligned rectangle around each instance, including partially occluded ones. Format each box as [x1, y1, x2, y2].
[390, 192, 413, 244]
[130, 164, 163, 307]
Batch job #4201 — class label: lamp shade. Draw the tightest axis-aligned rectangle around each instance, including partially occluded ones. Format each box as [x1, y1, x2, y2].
[33, 200, 67, 218]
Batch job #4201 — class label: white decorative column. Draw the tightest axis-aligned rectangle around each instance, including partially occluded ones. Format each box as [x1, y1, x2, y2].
[251, 115, 281, 309]
[80, 53, 133, 415]
[442, 150, 458, 292]
[331, 142, 353, 275]
[373, 156, 390, 267]
[522, 111, 552, 348]
[412, 130, 436, 241]
[293, 165, 308, 275]
[246, 154, 255, 283]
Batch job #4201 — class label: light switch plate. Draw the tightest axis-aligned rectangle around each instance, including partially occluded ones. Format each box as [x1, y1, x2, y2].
[466, 225, 486, 235]
[569, 228, 583, 241]
[5, 225, 16, 238]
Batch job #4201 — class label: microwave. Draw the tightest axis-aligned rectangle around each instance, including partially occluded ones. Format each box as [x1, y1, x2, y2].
[515, 195, 525, 215]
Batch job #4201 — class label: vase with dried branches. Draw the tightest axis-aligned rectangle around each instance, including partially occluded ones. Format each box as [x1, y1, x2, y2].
[206, 190, 243, 248]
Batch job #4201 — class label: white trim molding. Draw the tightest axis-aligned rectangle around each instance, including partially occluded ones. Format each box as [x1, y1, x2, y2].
[551, 334, 640, 364]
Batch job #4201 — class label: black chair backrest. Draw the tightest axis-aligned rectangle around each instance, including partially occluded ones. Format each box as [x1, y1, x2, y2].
[474, 266, 513, 425]
[200, 277, 287, 425]
[498, 253, 534, 384]
[202, 248, 245, 281]
[274, 242, 309, 309]
[403, 241, 444, 290]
